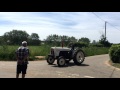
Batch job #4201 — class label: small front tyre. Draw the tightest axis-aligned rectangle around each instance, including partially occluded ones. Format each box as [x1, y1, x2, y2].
[47, 56, 55, 65]
[57, 56, 66, 67]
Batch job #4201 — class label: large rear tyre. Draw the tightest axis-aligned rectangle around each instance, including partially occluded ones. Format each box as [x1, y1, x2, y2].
[47, 56, 55, 65]
[57, 56, 66, 67]
[73, 49, 85, 65]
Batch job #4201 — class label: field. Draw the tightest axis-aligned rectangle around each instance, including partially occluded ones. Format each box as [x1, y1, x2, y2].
[0, 45, 110, 61]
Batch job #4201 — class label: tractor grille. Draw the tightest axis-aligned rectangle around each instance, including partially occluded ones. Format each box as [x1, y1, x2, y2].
[51, 49, 54, 55]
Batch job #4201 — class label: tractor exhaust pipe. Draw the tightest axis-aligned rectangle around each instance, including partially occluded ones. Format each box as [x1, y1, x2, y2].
[62, 39, 64, 48]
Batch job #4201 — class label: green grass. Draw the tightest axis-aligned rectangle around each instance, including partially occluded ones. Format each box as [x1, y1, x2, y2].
[0, 45, 51, 61]
[109, 60, 120, 68]
[28, 45, 51, 60]
[82, 47, 109, 56]
[0, 45, 110, 61]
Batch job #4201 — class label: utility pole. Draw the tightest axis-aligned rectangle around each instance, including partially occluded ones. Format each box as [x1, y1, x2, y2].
[105, 21, 107, 40]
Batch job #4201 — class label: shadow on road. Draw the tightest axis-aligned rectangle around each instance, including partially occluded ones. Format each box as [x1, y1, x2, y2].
[51, 62, 89, 68]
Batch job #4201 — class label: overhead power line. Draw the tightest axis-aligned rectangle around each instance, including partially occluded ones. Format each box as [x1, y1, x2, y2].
[107, 22, 120, 31]
[91, 12, 105, 22]
[91, 12, 120, 32]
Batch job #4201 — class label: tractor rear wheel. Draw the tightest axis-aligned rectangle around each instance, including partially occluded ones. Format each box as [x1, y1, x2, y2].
[73, 49, 85, 65]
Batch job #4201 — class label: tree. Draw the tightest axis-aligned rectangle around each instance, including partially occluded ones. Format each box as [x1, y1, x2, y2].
[92, 40, 97, 44]
[28, 33, 41, 45]
[45, 34, 54, 45]
[44, 34, 78, 46]
[99, 34, 111, 47]
[0, 36, 5, 45]
[30, 33, 39, 40]
[78, 37, 90, 45]
[3, 30, 29, 45]
[68, 36, 77, 43]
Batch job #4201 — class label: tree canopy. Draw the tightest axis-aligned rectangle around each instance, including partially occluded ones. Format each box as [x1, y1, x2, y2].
[0, 29, 112, 47]
[2, 30, 41, 45]
[78, 37, 90, 44]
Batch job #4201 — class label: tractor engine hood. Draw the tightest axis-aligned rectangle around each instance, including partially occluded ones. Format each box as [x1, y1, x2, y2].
[51, 47, 71, 51]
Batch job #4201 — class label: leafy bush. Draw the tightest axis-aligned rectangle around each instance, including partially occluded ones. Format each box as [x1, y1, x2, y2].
[82, 47, 109, 56]
[109, 44, 120, 63]
[89, 43, 104, 47]
[68, 42, 88, 48]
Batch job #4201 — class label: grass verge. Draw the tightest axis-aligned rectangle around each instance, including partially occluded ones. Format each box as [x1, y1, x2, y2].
[109, 60, 120, 68]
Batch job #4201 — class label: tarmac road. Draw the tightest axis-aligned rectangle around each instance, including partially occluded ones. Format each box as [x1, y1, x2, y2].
[0, 54, 120, 78]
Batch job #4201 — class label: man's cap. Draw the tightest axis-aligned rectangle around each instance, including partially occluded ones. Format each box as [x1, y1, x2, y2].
[22, 41, 27, 44]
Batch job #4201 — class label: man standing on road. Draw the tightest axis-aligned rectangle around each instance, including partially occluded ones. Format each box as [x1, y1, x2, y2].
[16, 41, 29, 78]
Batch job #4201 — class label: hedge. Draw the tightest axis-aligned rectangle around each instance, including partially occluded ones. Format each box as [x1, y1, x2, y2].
[109, 44, 120, 63]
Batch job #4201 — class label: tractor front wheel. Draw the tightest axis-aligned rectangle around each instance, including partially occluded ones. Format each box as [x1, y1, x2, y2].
[57, 56, 66, 67]
[47, 56, 55, 65]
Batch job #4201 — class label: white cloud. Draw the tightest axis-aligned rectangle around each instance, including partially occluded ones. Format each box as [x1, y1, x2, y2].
[0, 12, 120, 43]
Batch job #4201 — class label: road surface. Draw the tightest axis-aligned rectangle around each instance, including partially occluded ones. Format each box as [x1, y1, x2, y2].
[0, 54, 120, 78]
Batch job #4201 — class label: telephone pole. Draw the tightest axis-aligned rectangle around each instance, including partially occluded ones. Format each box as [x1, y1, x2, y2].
[105, 21, 107, 40]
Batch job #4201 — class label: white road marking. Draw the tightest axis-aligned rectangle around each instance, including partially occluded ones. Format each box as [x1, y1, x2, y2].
[56, 71, 63, 73]
[84, 76, 95, 78]
[71, 74, 79, 77]
[67, 76, 71, 77]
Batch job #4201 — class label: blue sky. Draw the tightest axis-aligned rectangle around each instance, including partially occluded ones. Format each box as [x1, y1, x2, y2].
[0, 12, 120, 43]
